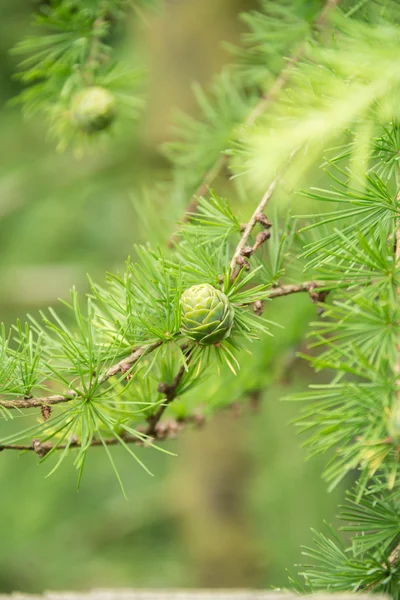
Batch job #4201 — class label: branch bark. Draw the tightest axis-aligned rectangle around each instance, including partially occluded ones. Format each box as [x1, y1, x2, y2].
[230, 148, 298, 274]
[266, 281, 326, 299]
[146, 345, 192, 437]
[0, 417, 201, 456]
[0, 281, 328, 416]
[0, 340, 163, 411]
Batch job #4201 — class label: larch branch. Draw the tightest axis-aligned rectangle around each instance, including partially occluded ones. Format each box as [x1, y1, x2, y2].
[0, 281, 328, 416]
[146, 345, 192, 436]
[0, 416, 202, 456]
[266, 281, 326, 299]
[0, 340, 163, 411]
[230, 148, 298, 273]
[172, 0, 341, 234]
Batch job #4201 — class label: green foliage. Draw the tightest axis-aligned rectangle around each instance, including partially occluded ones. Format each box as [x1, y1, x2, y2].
[298, 481, 400, 595]
[12, 0, 144, 151]
[231, 0, 322, 88]
[163, 72, 258, 193]
[0, 192, 280, 480]
[3, 0, 400, 596]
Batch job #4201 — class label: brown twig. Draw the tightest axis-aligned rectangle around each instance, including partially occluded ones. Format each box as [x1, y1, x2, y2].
[0, 279, 330, 415]
[0, 340, 163, 411]
[0, 277, 329, 456]
[0, 416, 203, 456]
[388, 542, 400, 568]
[249, 281, 328, 317]
[266, 281, 326, 300]
[0, 281, 329, 414]
[230, 148, 299, 275]
[146, 345, 192, 437]
[0, 373, 282, 456]
[170, 0, 340, 241]
[391, 188, 400, 450]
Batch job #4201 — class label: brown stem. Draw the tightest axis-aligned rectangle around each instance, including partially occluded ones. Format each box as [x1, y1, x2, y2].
[388, 542, 400, 568]
[170, 0, 340, 239]
[0, 418, 200, 456]
[0, 379, 269, 455]
[266, 281, 326, 299]
[0, 340, 163, 411]
[230, 148, 298, 274]
[146, 345, 192, 436]
[0, 280, 330, 413]
[0, 278, 330, 414]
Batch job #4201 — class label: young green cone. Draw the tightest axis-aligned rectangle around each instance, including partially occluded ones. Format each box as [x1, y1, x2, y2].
[180, 284, 234, 345]
[71, 86, 116, 133]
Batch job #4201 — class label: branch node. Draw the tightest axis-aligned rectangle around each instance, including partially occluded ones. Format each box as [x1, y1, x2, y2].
[236, 256, 250, 270]
[255, 213, 273, 229]
[241, 245, 253, 258]
[41, 405, 52, 422]
[253, 300, 264, 316]
[157, 382, 170, 395]
[253, 229, 271, 251]
[32, 439, 50, 458]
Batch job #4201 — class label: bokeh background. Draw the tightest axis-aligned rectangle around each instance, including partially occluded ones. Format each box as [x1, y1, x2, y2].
[0, 0, 344, 593]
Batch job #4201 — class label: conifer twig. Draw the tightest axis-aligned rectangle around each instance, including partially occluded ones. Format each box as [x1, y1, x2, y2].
[0, 281, 328, 413]
[172, 0, 340, 237]
[0, 340, 163, 411]
[391, 184, 400, 441]
[266, 281, 326, 299]
[388, 542, 400, 569]
[0, 417, 200, 456]
[0, 278, 330, 415]
[0, 358, 287, 455]
[146, 364, 187, 437]
[146, 345, 192, 437]
[230, 147, 298, 274]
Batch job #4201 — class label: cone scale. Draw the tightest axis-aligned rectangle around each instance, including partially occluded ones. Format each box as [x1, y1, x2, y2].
[180, 284, 234, 345]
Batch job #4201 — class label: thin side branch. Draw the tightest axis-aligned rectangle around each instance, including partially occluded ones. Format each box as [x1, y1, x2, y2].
[0, 382, 268, 455]
[0, 340, 163, 411]
[388, 542, 400, 568]
[0, 282, 327, 414]
[146, 365, 187, 437]
[84, 1, 109, 83]
[230, 148, 298, 273]
[266, 281, 326, 299]
[172, 0, 340, 234]
[0, 280, 330, 414]
[146, 345, 192, 436]
[0, 416, 202, 456]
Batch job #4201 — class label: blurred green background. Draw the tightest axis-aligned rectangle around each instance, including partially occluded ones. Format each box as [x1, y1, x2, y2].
[0, 0, 344, 593]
